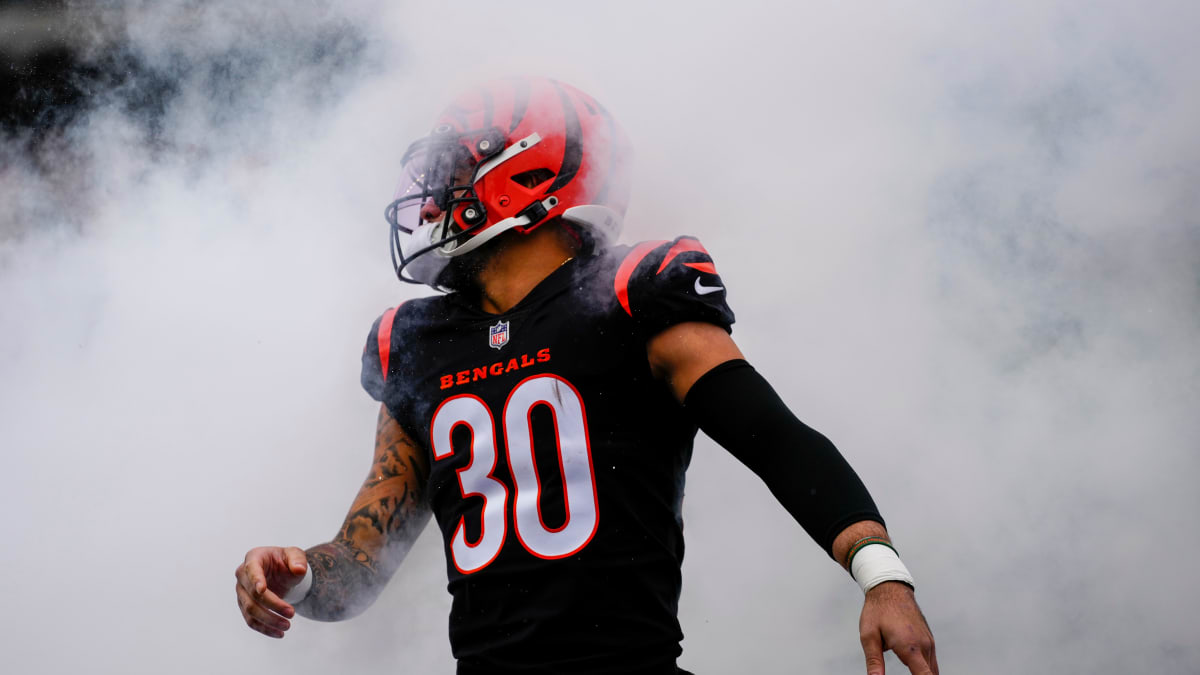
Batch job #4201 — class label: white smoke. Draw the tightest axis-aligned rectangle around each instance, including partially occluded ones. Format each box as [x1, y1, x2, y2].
[1, 1, 1197, 673]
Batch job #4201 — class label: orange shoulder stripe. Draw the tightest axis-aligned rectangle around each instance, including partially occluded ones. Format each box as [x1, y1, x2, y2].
[656, 237, 710, 274]
[377, 306, 399, 380]
[614, 240, 667, 316]
[683, 261, 717, 274]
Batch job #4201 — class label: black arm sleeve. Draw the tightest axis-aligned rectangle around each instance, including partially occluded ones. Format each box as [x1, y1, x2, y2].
[683, 359, 884, 557]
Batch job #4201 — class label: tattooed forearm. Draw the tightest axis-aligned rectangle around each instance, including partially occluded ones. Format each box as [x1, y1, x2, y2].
[365, 406, 430, 489]
[341, 491, 424, 545]
[336, 412, 429, 554]
[296, 540, 379, 621]
[295, 405, 431, 622]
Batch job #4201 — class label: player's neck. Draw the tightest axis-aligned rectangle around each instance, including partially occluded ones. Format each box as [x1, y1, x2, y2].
[475, 226, 577, 315]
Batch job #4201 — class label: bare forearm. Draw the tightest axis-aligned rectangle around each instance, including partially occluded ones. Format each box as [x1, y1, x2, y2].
[830, 519, 890, 570]
[295, 539, 384, 622]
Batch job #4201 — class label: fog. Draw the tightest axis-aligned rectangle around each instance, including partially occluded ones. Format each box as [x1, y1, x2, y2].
[2, 1, 1198, 673]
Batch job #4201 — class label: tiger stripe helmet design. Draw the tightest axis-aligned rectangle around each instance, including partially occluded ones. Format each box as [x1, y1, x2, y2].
[385, 78, 632, 289]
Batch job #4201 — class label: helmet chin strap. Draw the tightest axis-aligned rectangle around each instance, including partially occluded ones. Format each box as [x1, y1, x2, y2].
[439, 200, 627, 264]
[446, 195, 560, 258]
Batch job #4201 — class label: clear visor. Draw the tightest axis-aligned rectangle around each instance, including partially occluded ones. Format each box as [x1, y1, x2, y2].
[387, 138, 473, 235]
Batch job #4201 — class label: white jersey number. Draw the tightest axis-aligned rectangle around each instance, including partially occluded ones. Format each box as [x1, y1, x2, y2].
[430, 395, 508, 574]
[429, 374, 599, 573]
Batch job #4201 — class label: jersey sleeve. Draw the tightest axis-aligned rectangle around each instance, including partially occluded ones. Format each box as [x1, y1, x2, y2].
[613, 235, 735, 338]
[361, 306, 400, 402]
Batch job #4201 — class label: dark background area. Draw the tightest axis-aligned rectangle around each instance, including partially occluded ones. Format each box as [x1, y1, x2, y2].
[1, 0, 365, 159]
[1, 0, 82, 139]
[0, 0, 170, 151]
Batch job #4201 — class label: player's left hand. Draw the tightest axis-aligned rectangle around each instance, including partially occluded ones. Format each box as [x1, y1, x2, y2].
[858, 581, 937, 675]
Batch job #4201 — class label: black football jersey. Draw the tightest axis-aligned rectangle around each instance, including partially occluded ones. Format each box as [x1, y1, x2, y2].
[361, 236, 735, 674]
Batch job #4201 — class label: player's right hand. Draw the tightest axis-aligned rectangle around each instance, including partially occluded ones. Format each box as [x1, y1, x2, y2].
[235, 546, 308, 638]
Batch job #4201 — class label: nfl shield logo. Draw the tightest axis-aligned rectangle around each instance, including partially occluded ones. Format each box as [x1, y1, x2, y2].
[488, 320, 510, 350]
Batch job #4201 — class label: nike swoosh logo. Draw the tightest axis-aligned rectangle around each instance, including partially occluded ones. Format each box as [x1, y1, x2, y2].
[694, 277, 724, 295]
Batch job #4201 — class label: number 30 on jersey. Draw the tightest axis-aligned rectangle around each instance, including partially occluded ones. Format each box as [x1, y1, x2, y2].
[430, 374, 599, 574]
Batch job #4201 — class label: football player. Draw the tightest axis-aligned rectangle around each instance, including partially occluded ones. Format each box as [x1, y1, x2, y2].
[235, 77, 937, 675]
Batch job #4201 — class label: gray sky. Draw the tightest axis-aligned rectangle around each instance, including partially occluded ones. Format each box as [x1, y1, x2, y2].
[1, 1, 1198, 673]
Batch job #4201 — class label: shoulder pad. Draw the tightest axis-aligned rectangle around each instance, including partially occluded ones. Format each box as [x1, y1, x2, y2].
[609, 235, 734, 335]
[361, 304, 404, 401]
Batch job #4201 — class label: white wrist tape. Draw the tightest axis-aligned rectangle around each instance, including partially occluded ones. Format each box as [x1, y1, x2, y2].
[282, 566, 313, 604]
[850, 543, 915, 593]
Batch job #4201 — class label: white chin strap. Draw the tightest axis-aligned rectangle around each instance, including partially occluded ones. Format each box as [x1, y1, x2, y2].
[446, 201, 624, 258]
[447, 196, 561, 258]
[398, 222, 451, 286]
[402, 202, 626, 288]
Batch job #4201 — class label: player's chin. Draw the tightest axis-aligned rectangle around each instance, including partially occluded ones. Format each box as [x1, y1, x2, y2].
[440, 251, 490, 291]
[440, 228, 519, 291]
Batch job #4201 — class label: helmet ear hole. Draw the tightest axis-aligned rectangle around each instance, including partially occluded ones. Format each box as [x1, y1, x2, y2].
[510, 168, 556, 190]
